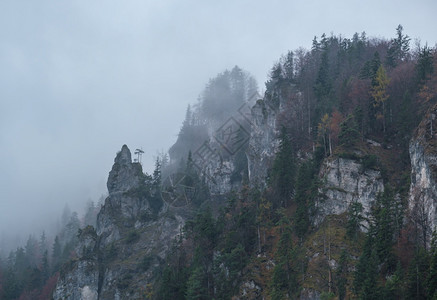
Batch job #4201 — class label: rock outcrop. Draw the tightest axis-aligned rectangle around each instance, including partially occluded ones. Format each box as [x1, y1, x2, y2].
[409, 104, 437, 239]
[54, 145, 188, 300]
[247, 99, 279, 187]
[107, 144, 143, 194]
[315, 157, 384, 229]
[53, 227, 99, 300]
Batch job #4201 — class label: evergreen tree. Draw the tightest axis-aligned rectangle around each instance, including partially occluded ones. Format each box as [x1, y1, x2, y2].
[417, 44, 434, 82]
[354, 236, 379, 299]
[311, 36, 320, 52]
[41, 250, 50, 284]
[153, 157, 162, 187]
[386, 25, 410, 68]
[294, 161, 314, 239]
[360, 52, 381, 81]
[159, 264, 188, 300]
[372, 187, 396, 268]
[405, 248, 429, 300]
[270, 126, 296, 207]
[52, 236, 62, 273]
[346, 201, 364, 239]
[361, 248, 380, 300]
[61, 204, 72, 227]
[338, 114, 360, 147]
[83, 200, 97, 227]
[314, 49, 332, 116]
[283, 50, 295, 82]
[265, 62, 284, 107]
[186, 266, 208, 300]
[2, 266, 20, 300]
[428, 231, 437, 298]
[39, 231, 48, 255]
[336, 250, 348, 300]
[270, 220, 298, 299]
[24, 235, 38, 267]
[382, 261, 403, 300]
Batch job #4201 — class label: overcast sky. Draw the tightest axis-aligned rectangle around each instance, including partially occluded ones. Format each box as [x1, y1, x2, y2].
[1, 0, 436, 248]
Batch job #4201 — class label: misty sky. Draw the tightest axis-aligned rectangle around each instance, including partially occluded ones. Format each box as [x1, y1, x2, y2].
[1, 0, 436, 247]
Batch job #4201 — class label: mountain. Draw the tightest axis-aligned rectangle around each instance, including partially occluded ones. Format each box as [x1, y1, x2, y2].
[36, 29, 437, 299]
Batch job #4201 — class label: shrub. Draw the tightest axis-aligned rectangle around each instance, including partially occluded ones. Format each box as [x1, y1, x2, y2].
[126, 230, 140, 244]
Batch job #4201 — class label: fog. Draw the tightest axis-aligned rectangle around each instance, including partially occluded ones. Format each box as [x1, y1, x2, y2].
[1, 0, 436, 253]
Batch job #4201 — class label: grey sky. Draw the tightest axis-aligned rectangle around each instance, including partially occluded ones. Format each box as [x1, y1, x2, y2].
[1, 0, 436, 246]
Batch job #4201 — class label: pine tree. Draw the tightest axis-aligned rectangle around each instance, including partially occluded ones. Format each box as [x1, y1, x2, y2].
[354, 236, 377, 297]
[346, 201, 364, 239]
[405, 248, 429, 300]
[428, 231, 437, 298]
[360, 52, 381, 80]
[382, 261, 403, 299]
[186, 266, 208, 300]
[24, 235, 38, 267]
[336, 250, 348, 300]
[41, 250, 50, 283]
[294, 161, 312, 239]
[361, 248, 380, 300]
[51, 236, 61, 273]
[153, 158, 162, 187]
[270, 126, 295, 207]
[283, 50, 295, 82]
[372, 187, 396, 267]
[386, 25, 410, 68]
[417, 44, 434, 82]
[312, 36, 320, 52]
[338, 114, 360, 147]
[39, 231, 47, 255]
[270, 221, 297, 299]
[314, 49, 332, 108]
[2, 266, 20, 300]
[83, 201, 97, 227]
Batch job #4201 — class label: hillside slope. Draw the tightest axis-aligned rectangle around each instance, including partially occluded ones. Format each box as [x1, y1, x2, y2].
[53, 29, 437, 300]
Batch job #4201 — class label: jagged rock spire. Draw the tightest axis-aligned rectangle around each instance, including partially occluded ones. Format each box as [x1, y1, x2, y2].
[107, 145, 143, 194]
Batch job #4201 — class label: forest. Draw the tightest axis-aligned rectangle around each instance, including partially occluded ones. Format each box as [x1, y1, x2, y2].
[154, 25, 437, 299]
[0, 202, 100, 299]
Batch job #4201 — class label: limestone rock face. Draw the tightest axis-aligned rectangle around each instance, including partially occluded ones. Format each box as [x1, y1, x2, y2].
[207, 160, 236, 195]
[53, 228, 99, 300]
[247, 99, 279, 187]
[300, 289, 321, 300]
[53, 145, 187, 300]
[53, 260, 99, 300]
[315, 157, 384, 228]
[409, 104, 437, 236]
[107, 145, 143, 194]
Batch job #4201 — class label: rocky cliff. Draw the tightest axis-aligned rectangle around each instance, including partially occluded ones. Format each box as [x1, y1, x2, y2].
[247, 99, 279, 188]
[53, 107, 437, 300]
[409, 103, 437, 244]
[54, 145, 188, 300]
[315, 156, 384, 229]
[53, 227, 99, 300]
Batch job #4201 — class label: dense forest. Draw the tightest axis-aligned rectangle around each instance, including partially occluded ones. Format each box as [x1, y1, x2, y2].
[2, 25, 437, 299]
[0, 202, 100, 299]
[154, 25, 437, 299]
